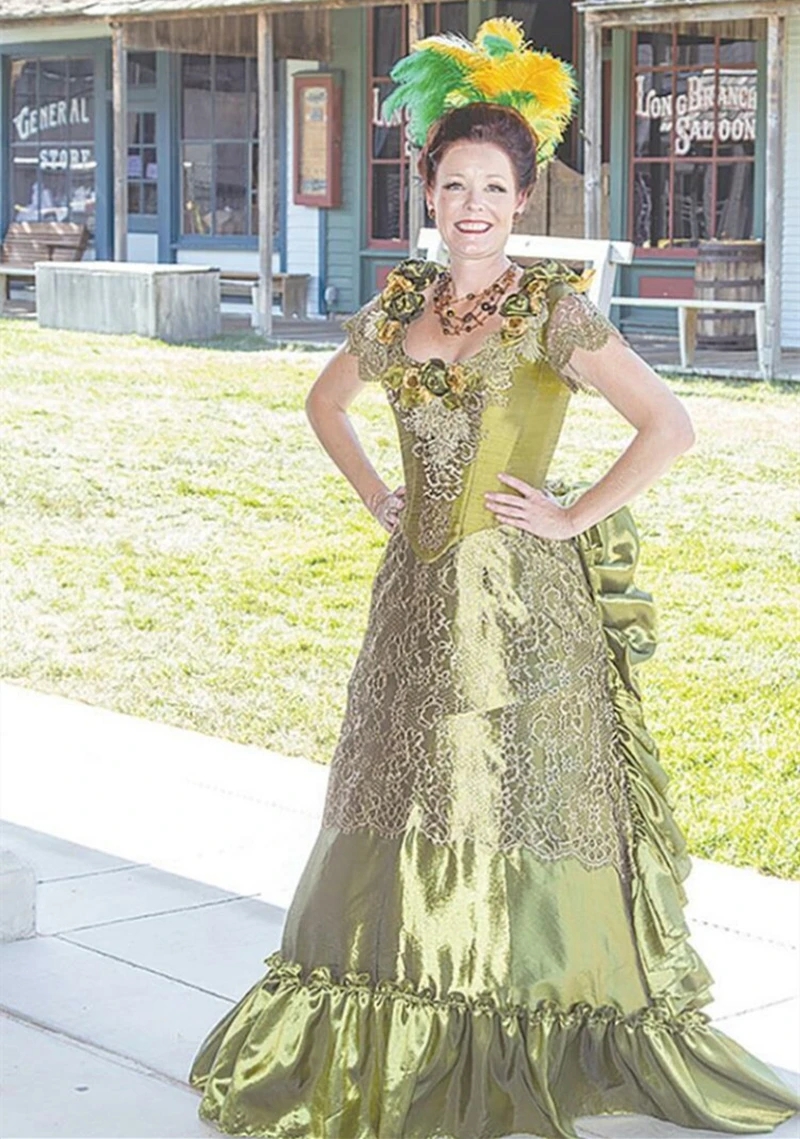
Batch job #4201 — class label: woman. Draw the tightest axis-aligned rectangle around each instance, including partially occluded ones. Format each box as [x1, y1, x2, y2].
[188, 20, 799, 1138]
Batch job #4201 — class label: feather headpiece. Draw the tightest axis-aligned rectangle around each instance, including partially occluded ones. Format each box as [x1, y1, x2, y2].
[381, 17, 577, 166]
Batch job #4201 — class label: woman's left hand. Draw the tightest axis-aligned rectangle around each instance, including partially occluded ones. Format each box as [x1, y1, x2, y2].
[484, 473, 577, 540]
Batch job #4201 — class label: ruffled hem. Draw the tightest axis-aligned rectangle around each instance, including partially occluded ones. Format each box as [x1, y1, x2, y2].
[189, 951, 798, 1138]
[549, 479, 716, 1018]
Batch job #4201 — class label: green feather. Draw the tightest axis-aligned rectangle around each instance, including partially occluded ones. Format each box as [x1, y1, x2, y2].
[479, 33, 517, 59]
[381, 49, 472, 146]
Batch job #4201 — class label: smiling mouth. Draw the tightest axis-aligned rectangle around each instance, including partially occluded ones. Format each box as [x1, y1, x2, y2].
[454, 220, 491, 233]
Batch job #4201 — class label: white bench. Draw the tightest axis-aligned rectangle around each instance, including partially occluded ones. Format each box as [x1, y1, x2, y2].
[609, 296, 768, 379]
[416, 230, 634, 316]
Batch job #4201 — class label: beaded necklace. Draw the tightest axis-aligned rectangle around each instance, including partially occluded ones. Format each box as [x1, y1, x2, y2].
[432, 262, 518, 336]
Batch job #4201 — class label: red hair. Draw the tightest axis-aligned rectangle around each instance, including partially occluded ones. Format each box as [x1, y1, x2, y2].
[417, 103, 537, 197]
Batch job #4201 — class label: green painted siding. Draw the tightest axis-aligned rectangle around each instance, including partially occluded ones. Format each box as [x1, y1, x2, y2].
[326, 5, 365, 313]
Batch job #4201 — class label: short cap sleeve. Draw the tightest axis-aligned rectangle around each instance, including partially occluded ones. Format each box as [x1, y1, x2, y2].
[340, 293, 389, 384]
[542, 280, 628, 393]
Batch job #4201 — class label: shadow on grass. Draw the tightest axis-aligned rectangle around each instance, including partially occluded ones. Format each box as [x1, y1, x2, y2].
[190, 331, 342, 354]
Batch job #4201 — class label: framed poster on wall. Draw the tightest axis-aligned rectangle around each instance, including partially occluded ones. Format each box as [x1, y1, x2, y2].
[293, 71, 342, 208]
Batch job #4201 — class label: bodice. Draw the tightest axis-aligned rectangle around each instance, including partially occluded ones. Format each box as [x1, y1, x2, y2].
[342, 258, 619, 562]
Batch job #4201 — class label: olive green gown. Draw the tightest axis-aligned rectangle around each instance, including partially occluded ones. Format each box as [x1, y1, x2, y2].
[188, 260, 800, 1138]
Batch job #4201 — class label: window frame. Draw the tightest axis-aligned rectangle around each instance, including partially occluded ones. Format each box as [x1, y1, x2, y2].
[176, 51, 283, 250]
[627, 25, 758, 250]
[7, 53, 98, 239]
[365, 1, 469, 250]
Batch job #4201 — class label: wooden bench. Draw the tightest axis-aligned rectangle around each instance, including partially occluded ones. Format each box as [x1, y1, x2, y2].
[609, 296, 768, 379]
[219, 270, 311, 319]
[416, 229, 634, 315]
[1, 221, 89, 312]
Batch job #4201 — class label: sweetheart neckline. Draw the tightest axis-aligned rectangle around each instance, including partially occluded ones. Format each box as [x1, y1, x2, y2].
[398, 324, 507, 370]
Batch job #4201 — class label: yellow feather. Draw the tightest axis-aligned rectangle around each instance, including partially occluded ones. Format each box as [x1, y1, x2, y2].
[474, 17, 525, 52]
[469, 53, 574, 118]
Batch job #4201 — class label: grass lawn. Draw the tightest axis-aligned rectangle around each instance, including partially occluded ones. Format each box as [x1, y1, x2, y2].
[1, 319, 798, 878]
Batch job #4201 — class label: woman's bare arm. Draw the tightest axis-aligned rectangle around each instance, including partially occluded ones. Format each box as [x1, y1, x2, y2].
[304, 344, 403, 527]
[561, 332, 695, 534]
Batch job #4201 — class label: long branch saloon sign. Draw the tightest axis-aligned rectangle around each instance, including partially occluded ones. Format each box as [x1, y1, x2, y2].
[12, 94, 94, 170]
[635, 70, 756, 155]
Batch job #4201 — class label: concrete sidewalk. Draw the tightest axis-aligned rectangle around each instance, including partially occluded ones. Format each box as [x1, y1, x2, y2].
[1, 679, 798, 1139]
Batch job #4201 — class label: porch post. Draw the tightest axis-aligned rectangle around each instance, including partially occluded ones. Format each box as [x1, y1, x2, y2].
[111, 21, 127, 262]
[582, 13, 602, 239]
[764, 11, 784, 379]
[407, 2, 424, 257]
[256, 8, 275, 337]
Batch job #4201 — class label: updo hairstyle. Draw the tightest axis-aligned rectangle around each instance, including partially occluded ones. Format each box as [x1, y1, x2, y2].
[417, 103, 537, 200]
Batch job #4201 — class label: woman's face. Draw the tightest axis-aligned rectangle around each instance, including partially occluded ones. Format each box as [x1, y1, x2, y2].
[426, 140, 527, 260]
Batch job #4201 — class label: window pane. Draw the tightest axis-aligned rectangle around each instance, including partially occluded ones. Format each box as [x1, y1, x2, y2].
[719, 38, 756, 65]
[215, 142, 247, 233]
[39, 169, 69, 221]
[128, 182, 141, 214]
[142, 182, 158, 215]
[674, 70, 714, 158]
[441, 1, 469, 36]
[40, 58, 67, 119]
[373, 81, 401, 159]
[672, 161, 712, 245]
[143, 147, 157, 180]
[214, 56, 247, 138]
[635, 32, 672, 68]
[70, 166, 95, 233]
[182, 55, 212, 139]
[127, 147, 142, 179]
[715, 162, 754, 239]
[11, 59, 37, 124]
[68, 58, 94, 142]
[127, 51, 156, 86]
[372, 164, 401, 240]
[183, 142, 212, 233]
[373, 6, 403, 78]
[128, 112, 142, 145]
[423, 2, 469, 37]
[717, 69, 756, 157]
[632, 163, 670, 247]
[142, 111, 156, 145]
[633, 71, 672, 157]
[11, 146, 39, 220]
[676, 34, 715, 67]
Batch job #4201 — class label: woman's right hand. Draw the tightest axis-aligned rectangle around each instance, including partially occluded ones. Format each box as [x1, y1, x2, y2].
[367, 485, 406, 533]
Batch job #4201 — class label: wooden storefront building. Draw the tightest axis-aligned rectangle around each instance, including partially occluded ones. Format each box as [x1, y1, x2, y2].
[1, 0, 797, 363]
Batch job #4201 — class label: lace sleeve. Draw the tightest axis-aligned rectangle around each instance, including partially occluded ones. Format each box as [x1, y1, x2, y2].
[542, 283, 629, 393]
[340, 294, 389, 384]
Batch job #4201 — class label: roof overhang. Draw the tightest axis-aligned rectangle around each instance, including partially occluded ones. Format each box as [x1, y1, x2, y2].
[575, 0, 800, 25]
[0, 0, 403, 28]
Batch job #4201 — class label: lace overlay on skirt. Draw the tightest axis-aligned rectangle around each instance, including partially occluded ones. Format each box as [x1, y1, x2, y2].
[322, 523, 635, 880]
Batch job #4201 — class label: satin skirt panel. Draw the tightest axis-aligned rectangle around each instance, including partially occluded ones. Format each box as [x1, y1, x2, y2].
[188, 490, 800, 1137]
[281, 827, 649, 1015]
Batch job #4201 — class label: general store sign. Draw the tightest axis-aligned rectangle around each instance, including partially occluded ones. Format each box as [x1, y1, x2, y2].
[12, 95, 91, 142]
[634, 71, 756, 156]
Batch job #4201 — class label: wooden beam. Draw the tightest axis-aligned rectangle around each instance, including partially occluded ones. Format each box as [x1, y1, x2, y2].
[764, 12, 784, 379]
[583, 17, 602, 239]
[407, 1, 424, 257]
[111, 21, 127, 262]
[581, 2, 800, 29]
[256, 9, 275, 337]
